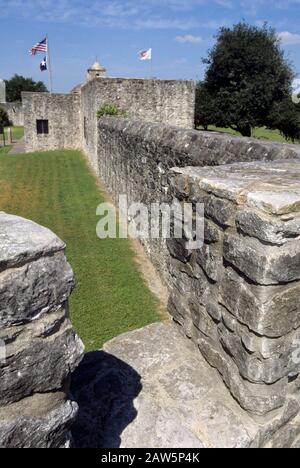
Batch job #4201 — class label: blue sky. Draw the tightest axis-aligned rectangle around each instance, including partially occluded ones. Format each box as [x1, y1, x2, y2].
[0, 0, 300, 92]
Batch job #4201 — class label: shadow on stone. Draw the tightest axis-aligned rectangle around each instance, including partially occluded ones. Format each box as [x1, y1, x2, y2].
[70, 351, 142, 448]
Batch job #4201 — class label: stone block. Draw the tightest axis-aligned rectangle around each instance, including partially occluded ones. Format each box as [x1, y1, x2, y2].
[0, 212, 65, 269]
[220, 267, 300, 337]
[218, 321, 287, 384]
[166, 237, 192, 264]
[0, 308, 84, 405]
[196, 241, 223, 283]
[197, 332, 286, 415]
[224, 232, 300, 285]
[189, 298, 218, 341]
[204, 194, 236, 227]
[236, 209, 300, 245]
[0, 253, 75, 326]
[0, 394, 78, 448]
[204, 219, 222, 243]
[269, 417, 300, 448]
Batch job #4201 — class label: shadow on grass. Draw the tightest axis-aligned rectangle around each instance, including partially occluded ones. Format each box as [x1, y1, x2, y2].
[71, 351, 142, 448]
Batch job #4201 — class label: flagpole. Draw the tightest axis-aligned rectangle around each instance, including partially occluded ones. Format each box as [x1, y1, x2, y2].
[46, 34, 53, 93]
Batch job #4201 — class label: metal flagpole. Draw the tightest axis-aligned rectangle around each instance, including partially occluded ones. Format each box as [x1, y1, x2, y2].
[150, 49, 153, 79]
[46, 34, 53, 93]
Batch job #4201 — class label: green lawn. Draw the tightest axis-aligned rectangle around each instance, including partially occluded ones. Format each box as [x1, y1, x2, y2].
[0, 149, 161, 350]
[7, 126, 24, 140]
[202, 125, 299, 144]
[0, 126, 24, 143]
[0, 146, 11, 155]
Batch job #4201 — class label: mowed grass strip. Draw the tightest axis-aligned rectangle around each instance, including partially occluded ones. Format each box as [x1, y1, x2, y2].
[200, 125, 300, 144]
[0, 150, 161, 350]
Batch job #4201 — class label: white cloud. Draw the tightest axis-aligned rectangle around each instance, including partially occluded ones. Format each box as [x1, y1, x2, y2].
[278, 31, 300, 45]
[136, 18, 200, 30]
[0, 0, 204, 30]
[175, 34, 203, 43]
[215, 0, 233, 8]
[0, 0, 298, 35]
[0, 0, 234, 30]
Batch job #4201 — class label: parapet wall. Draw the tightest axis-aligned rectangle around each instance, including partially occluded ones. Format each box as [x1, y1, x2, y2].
[0, 213, 84, 448]
[22, 92, 81, 153]
[95, 118, 300, 447]
[22, 77, 195, 159]
[81, 78, 196, 172]
[97, 117, 300, 283]
[168, 161, 300, 420]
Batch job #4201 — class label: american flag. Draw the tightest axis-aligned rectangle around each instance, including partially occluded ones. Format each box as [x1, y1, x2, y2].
[30, 37, 47, 55]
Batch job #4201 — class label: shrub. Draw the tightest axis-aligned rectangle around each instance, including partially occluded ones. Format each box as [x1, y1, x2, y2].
[0, 107, 9, 127]
[97, 104, 127, 119]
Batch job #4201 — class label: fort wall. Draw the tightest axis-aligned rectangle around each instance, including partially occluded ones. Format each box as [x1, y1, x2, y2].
[0, 213, 84, 448]
[22, 92, 81, 153]
[96, 117, 300, 284]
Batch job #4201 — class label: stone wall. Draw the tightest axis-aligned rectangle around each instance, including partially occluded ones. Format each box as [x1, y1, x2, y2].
[1, 102, 24, 126]
[167, 160, 300, 446]
[97, 117, 300, 284]
[94, 118, 300, 446]
[22, 92, 81, 153]
[0, 80, 5, 104]
[81, 78, 195, 172]
[0, 212, 84, 448]
[22, 78, 195, 159]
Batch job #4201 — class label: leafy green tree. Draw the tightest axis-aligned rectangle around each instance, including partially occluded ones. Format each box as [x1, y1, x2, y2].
[195, 82, 217, 130]
[5, 75, 48, 102]
[267, 99, 300, 142]
[201, 22, 299, 138]
[0, 107, 9, 127]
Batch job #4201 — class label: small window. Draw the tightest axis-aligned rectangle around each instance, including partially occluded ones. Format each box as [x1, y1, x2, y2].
[36, 120, 49, 135]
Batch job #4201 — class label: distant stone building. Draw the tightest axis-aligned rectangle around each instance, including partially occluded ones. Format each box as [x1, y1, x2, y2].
[0, 80, 6, 104]
[22, 59, 196, 159]
[86, 61, 107, 81]
[0, 78, 24, 126]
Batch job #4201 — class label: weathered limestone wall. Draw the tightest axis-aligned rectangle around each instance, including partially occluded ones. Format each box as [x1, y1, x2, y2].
[0, 80, 5, 104]
[22, 78, 195, 158]
[22, 92, 81, 153]
[97, 117, 300, 284]
[95, 119, 300, 446]
[1, 102, 24, 126]
[167, 160, 300, 446]
[81, 78, 195, 172]
[0, 212, 84, 448]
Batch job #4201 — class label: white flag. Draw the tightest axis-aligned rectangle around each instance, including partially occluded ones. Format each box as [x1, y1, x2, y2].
[139, 48, 152, 61]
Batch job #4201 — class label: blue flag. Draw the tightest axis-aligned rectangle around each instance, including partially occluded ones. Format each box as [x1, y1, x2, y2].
[40, 57, 47, 72]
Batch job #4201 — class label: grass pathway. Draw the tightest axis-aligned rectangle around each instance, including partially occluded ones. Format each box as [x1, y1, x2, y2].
[0, 150, 161, 350]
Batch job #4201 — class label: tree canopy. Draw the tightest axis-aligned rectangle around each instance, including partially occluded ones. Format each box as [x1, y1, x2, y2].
[5, 75, 48, 102]
[196, 22, 300, 140]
